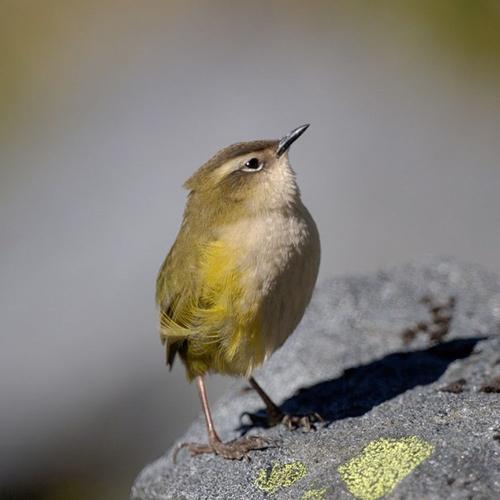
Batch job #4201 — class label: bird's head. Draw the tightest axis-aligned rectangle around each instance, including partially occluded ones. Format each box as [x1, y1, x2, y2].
[183, 125, 309, 218]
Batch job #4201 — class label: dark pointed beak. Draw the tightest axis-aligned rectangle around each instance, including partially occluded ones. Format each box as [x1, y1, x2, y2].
[276, 124, 310, 157]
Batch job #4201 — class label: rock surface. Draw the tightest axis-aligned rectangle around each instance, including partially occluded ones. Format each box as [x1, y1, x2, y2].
[131, 258, 500, 500]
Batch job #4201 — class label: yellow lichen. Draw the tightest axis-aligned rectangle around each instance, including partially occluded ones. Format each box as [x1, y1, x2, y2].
[302, 487, 328, 499]
[255, 461, 308, 495]
[338, 436, 433, 500]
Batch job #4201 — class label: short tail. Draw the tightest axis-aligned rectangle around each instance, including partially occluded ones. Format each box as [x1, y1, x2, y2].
[165, 336, 187, 369]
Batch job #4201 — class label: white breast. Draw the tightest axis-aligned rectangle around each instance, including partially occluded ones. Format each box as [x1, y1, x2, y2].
[218, 201, 320, 357]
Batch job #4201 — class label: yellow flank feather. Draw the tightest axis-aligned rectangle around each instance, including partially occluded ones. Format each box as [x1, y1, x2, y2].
[159, 240, 265, 380]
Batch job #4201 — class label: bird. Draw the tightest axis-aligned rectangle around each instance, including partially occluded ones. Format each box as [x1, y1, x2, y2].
[156, 124, 321, 460]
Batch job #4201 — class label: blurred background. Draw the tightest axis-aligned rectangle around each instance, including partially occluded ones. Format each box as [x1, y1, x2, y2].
[1, 1, 500, 498]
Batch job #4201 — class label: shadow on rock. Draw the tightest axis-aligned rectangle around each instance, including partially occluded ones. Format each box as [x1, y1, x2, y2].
[239, 337, 485, 434]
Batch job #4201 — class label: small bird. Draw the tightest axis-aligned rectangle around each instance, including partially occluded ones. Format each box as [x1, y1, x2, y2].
[156, 125, 320, 460]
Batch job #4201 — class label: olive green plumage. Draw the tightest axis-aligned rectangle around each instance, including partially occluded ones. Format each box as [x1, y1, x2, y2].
[156, 129, 320, 381]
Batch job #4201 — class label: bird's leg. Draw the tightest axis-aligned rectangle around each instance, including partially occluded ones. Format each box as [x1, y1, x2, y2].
[248, 376, 324, 431]
[174, 376, 270, 462]
[248, 376, 284, 425]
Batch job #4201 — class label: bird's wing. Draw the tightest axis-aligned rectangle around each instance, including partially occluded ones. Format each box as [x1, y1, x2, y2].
[156, 232, 202, 368]
[156, 229, 241, 369]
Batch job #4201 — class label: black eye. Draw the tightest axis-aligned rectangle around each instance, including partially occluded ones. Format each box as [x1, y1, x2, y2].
[242, 158, 263, 171]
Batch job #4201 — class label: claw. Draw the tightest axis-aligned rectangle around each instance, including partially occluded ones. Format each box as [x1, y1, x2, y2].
[243, 407, 325, 431]
[281, 412, 324, 431]
[173, 435, 271, 462]
[172, 442, 187, 464]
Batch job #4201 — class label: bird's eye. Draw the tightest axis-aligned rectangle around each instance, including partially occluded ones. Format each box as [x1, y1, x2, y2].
[242, 158, 263, 172]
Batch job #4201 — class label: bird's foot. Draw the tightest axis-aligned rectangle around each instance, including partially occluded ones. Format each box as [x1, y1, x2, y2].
[281, 412, 324, 431]
[174, 435, 271, 462]
[243, 410, 324, 431]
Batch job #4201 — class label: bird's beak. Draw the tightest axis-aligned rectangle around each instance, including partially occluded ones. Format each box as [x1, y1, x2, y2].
[276, 124, 310, 157]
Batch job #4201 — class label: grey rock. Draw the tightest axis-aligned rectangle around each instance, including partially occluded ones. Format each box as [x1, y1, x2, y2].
[131, 258, 500, 500]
